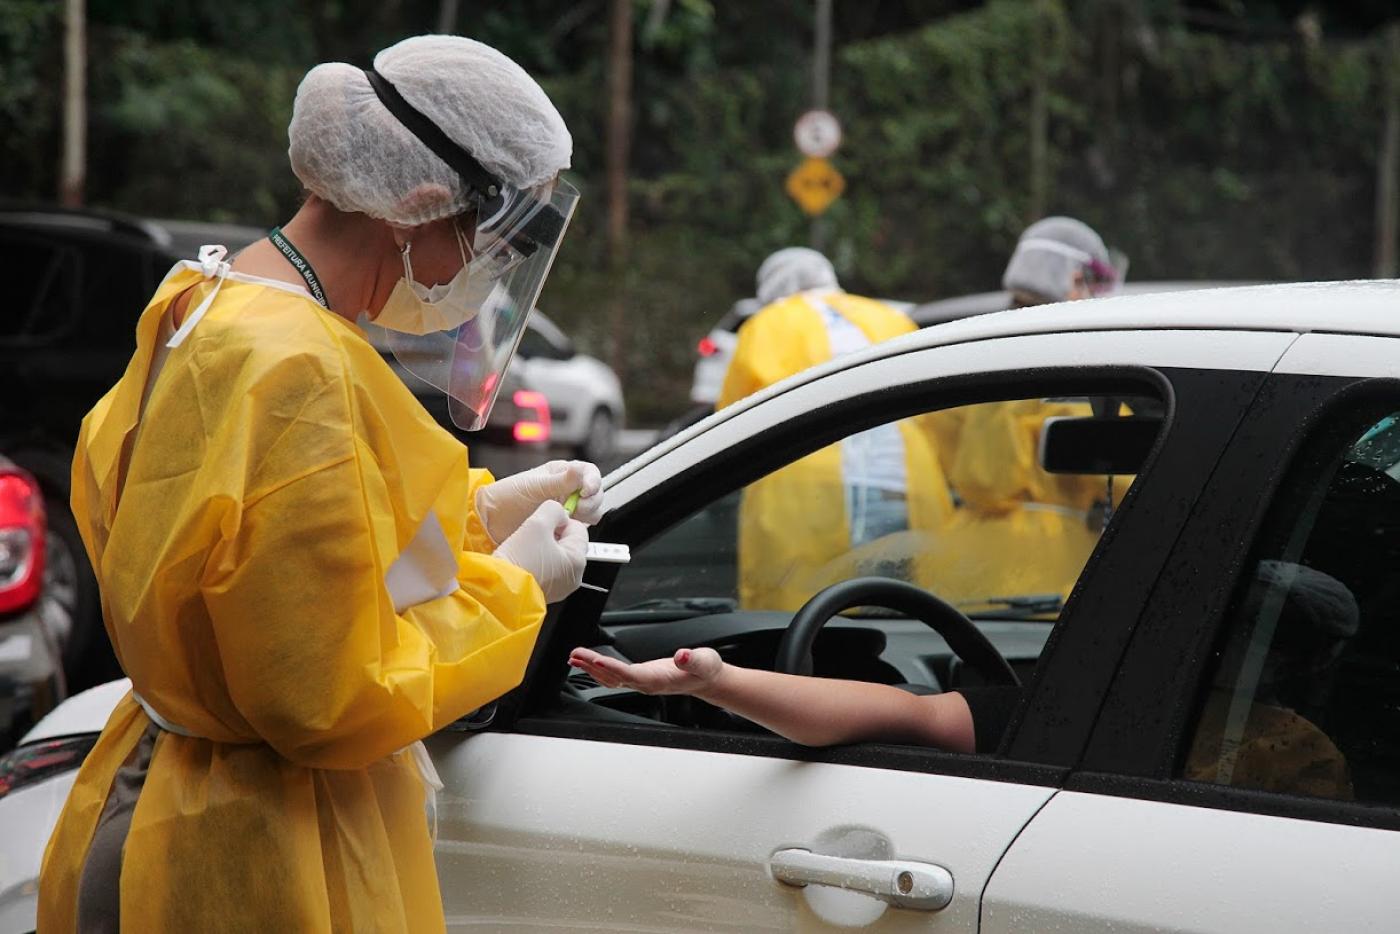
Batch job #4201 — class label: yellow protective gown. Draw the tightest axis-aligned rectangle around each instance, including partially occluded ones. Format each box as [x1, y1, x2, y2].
[717, 292, 953, 610]
[38, 265, 547, 933]
[926, 400, 1121, 606]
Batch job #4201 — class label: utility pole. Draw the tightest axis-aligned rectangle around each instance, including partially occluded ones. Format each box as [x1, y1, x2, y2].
[1027, 0, 1050, 222]
[60, 0, 86, 208]
[1376, 23, 1400, 279]
[436, 0, 460, 34]
[811, 0, 833, 250]
[605, 0, 634, 376]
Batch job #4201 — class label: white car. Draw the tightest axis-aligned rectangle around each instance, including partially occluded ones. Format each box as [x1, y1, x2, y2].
[5, 281, 1400, 932]
[690, 297, 762, 406]
[515, 312, 625, 461]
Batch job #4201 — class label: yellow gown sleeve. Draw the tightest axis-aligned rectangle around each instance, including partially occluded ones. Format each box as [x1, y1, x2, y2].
[462, 465, 499, 553]
[202, 452, 546, 771]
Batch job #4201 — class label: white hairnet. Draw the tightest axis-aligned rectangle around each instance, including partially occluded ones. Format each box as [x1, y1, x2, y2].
[288, 35, 572, 227]
[1002, 216, 1111, 304]
[755, 247, 840, 306]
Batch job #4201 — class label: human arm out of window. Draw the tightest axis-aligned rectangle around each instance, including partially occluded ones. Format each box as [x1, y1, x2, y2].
[569, 646, 977, 752]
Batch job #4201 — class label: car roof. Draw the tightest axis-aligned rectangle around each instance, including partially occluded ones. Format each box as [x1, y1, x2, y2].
[610, 280, 1400, 483]
[527, 309, 569, 344]
[0, 206, 171, 251]
[155, 218, 264, 260]
[919, 280, 1400, 342]
[908, 281, 1269, 327]
[0, 207, 266, 264]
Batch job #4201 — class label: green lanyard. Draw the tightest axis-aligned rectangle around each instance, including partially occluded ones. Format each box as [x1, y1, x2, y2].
[267, 226, 329, 308]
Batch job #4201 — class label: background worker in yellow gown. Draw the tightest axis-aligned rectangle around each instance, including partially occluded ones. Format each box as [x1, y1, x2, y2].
[929, 217, 1130, 607]
[717, 248, 953, 611]
[39, 36, 603, 934]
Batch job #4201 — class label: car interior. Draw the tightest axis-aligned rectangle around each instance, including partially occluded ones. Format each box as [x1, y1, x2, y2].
[549, 392, 1167, 746]
[1185, 407, 1400, 806]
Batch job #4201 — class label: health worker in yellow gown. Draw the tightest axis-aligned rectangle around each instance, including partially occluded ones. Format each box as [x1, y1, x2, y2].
[929, 217, 1131, 607]
[39, 36, 605, 934]
[717, 248, 954, 611]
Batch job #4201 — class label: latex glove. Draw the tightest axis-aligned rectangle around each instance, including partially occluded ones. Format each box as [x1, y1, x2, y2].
[493, 501, 588, 603]
[476, 460, 604, 546]
[568, 646, 725, 697]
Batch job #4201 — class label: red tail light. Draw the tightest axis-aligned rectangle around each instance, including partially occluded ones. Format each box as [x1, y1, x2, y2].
[0, 467, 45, 615]
[697, 337, 719, 357]
[512, 390, 552, 445]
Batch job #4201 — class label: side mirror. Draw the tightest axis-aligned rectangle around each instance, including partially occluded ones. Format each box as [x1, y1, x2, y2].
[1039, 415, 1160, 475]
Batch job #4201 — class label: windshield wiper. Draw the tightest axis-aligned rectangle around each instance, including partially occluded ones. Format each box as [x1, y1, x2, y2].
[958, 593, 1063, 619]
[621, 597, 738, 612]
[604, 596, 739, 621]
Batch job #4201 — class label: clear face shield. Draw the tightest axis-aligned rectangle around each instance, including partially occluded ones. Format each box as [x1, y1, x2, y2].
[1085, 249, 1130, 298]
[371, 177, 580, 430]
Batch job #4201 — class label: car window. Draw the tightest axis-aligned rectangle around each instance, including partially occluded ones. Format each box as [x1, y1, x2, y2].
[516, 327, 554, 360]
[1182, 408, 1400, 806]
[80, 244, 156, 346]
[0, 233, 80, 343]
[610, 394, 1149, 623]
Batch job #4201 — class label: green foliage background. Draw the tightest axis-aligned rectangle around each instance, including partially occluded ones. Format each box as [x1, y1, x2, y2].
[1, 0, 1395, 422]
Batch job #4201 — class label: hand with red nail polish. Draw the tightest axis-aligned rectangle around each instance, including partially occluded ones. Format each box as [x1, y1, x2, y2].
[568, 646, 725, 698]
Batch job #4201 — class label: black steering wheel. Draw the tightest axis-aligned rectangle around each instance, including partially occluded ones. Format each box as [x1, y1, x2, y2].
[776, 577, 1021, 687]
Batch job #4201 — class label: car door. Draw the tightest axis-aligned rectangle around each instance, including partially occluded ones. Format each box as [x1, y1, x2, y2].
[982, 333, 1400, 933]
[428, 327, 1295, 932]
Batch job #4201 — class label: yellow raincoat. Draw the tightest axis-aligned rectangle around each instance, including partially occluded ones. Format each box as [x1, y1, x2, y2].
[717, 292, 953, 610]
[39, 265, 546, 932]
[927, 400, 1120, 605]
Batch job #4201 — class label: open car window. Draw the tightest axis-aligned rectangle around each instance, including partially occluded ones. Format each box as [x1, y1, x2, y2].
[561, 384, 1166, 750]
[608, 395, 1152, 626]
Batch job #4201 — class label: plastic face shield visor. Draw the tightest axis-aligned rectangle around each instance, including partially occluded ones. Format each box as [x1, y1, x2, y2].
[1084, 249, 1129, 298]
[361, 66, 579, 430]
[380, 178, 579, 431]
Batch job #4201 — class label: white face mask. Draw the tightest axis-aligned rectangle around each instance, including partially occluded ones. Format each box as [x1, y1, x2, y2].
[374, 226, 494, 336]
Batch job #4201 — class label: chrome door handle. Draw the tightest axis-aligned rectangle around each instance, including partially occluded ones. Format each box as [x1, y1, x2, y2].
[769, 848, 954, 911]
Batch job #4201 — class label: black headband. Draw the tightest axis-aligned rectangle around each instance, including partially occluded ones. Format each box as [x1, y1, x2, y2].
[363, 66, 501, 202]
[364, 65, 567, 257]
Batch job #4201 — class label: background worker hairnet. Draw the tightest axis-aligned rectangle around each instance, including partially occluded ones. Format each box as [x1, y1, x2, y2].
[755, 246, 840, 306]
[1002, 215, 1122, 305]
[39, 35, 595, 934]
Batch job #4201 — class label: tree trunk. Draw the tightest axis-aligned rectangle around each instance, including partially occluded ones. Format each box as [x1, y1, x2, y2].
[811, 0, 833, 251]
[60, 0, 85, 208]
[1027, 0, 1050, 222]
[436, 0, 460, 35]
[1376, 23, 1400, 279]
[605, 0, 634, 377]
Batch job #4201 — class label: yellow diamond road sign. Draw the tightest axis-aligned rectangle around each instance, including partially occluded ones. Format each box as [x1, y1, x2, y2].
[786, 156, 845, 216]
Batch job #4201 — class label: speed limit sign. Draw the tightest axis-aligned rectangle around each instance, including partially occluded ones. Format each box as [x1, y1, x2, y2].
[793, 109, 842, 158]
